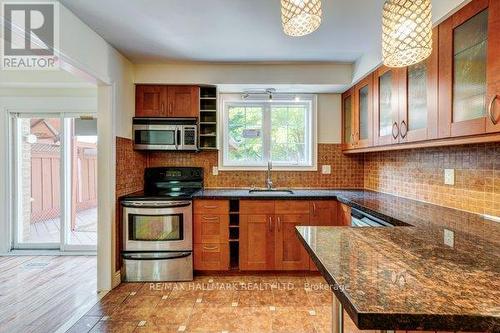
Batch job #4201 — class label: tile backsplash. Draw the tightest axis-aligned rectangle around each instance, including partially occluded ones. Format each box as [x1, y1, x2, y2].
[148, 144, 364, 188]
[364, 143, 500, 217]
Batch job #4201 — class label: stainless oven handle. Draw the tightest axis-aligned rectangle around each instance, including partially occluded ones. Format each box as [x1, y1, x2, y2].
[122, 201, 191, 208]
[122, 252, 191, 260]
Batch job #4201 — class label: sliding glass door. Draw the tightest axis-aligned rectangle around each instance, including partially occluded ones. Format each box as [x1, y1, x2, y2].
[12, 113, 97, 251]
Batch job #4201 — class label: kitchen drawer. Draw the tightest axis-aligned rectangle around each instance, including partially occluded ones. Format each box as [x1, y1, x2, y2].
[194, 200, 229, 215]
[193, 214, 229, 244]
[240, 200, 275, 215]
[275, 200, 310, 214]
[194, 243, 229, 270]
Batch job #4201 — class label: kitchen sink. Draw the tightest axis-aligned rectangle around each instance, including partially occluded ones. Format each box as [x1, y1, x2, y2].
[248, 189, 294, 194]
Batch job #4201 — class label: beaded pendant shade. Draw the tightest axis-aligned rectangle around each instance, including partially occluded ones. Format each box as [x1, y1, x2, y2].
[382, 0, 432, 67]
[281, 0, 323, 37]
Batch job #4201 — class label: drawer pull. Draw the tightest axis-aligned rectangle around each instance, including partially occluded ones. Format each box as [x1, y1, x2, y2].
[202, 216, 219, 221]
[203, 205, 218, 209]
[202, 245, 219, 251]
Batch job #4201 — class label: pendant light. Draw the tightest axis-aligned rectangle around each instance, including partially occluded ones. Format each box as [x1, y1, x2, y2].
[382, 0, 432, 67]
[281, 0, 323, 37]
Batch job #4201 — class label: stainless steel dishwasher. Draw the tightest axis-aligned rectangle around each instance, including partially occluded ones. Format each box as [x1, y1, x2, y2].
[350, 208, 394, 227]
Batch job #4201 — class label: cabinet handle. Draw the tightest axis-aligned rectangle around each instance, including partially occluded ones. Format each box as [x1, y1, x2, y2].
[312, 202, 316, 214]
[169, 103, 173, 115]
[203, 205, 218, 209]
[202, 245, 218, 251]
[400, 120, 408, 139]
[392, 122, 399, 140]
[488, 95, 498, 125]
[161, 102, 164, 114]
[268, 216, 273, 232]
[202, 216, 219, 221]
[277, 216, 282, 232]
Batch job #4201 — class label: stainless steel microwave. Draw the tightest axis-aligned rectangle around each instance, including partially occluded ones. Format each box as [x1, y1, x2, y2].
[133, 118, 198, 151]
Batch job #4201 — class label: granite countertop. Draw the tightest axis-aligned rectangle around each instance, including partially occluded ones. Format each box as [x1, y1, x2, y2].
[195, 188, 500, 331]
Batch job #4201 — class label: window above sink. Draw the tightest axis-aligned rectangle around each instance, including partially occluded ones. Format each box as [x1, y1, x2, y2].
[219, 93, 317, 171]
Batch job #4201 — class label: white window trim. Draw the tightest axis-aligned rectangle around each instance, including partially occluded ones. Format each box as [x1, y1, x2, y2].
[218, 93, 317, 171]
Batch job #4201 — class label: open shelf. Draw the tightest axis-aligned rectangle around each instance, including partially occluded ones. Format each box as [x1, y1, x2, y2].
[198, 86, 218, 150]
[229, 242, 239, 270]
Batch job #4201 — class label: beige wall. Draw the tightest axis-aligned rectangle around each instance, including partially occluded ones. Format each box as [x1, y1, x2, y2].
[134, 62, 352, 87]
[318, 94, 341, 144]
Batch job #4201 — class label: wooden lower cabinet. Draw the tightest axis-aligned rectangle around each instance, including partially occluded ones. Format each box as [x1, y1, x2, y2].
[309, 200, 340, 271]
[240, 214, 276, 270]
[193, 200, 230, 271]
[275, 213, 310, 270]
[195, 199, 345, 271]
[240, 200, 338, 271]
[338, 203, 352, 226]
[194, 243, 229, 270]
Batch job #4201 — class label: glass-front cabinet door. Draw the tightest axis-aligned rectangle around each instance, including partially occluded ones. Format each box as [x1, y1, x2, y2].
[374, 66, 399, 146]
[341, 88, 354, 150]
[353, 74, 373, 148]
[439, 0, 500, 137]
[399, 28, 439, 143]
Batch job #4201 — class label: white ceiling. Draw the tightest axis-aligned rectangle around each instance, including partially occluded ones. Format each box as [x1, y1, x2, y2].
[59, 0, 386, 64]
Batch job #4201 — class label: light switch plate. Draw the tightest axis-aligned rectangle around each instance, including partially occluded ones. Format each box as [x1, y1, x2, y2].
[321, 165, 331, 174]
[444, 169, 454, 185]
[212, 166, 219, 176]
[444, 229, 454, 247]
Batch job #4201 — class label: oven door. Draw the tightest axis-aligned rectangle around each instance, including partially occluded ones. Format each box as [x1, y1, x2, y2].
[123, 201, 192, 251]
[133, 124, 178, 150]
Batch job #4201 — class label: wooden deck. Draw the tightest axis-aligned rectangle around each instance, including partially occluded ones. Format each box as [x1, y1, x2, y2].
[25, 208, 97, 245]
[0, 255, 98, 333]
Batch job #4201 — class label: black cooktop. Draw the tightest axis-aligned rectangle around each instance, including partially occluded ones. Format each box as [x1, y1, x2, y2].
[121, 167, 203, 201]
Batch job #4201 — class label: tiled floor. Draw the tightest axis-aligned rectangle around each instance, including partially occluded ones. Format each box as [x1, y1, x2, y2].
[68, 274, 334, 333]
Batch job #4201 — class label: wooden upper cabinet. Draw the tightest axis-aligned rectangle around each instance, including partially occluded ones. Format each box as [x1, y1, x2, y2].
[342, 88, 355, 150]
[353, 74, 374, 148]
[486, 0, 500, 133]
[135, 85, 166, 117]
[398, 28, 439, 143]
[374, 66, 400, 146]
[135, 85, 199, 118]
[439, 0, 500, 137]
[167, 86, 200, 118]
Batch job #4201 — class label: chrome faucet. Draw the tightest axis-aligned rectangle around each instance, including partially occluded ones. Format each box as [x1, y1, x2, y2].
[266, 161, 273, 189]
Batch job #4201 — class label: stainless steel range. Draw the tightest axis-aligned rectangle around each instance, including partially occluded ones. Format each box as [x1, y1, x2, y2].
[121, 167, 203, 282]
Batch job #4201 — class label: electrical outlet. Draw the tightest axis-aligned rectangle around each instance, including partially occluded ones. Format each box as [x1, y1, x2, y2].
[444, 169, 454, 185]
[321, 165, 331, 174]
[212, 166, 219, 176]
[443, 229, 454, 247]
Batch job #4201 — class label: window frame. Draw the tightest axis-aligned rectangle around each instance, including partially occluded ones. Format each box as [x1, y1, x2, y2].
[218, 93, 317, 171]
